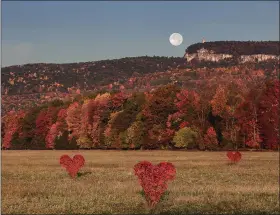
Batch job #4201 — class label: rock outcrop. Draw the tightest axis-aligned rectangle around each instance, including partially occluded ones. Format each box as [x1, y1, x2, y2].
[184, 41, 280, 63]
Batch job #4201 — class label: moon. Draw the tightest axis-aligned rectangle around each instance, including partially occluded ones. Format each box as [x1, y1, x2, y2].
[169, 33, 183, 46]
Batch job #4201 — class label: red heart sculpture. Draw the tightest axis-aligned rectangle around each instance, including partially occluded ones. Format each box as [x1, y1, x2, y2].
[60, 154, 85, 178]
[227, 151, 242, 163]
[134, 161, 176, 208]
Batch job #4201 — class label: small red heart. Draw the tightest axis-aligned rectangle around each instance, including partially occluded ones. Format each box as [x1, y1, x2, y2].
[60, 154, 85, 178]
[227, 151, 242, 163]
[134, 161, 176, 207]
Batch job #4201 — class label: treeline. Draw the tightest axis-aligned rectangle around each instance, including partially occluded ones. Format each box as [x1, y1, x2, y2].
[2, 78, 279, 151]
[186, 41, 280, 55]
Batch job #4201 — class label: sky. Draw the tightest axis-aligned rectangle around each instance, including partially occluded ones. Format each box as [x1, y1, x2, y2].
[2, 1, 279, 67]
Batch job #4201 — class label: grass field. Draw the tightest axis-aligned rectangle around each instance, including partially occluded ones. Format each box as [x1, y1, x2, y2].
[1, 150, 279, 214]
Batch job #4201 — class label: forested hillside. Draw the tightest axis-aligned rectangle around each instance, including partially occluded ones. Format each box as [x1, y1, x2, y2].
[1, 56, 279, 115]
[1, 56, 188, 115]
[1, 56, 187, 96]
[2, 61, 279, 151]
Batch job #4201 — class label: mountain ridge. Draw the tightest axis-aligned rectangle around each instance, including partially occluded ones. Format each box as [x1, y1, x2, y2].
[185, 41, 279, 55]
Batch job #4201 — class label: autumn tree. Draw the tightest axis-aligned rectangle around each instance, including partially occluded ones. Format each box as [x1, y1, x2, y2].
[45, 108, 68, 149]
[20, 106, 47, 149]
[110, 92, 128, 111]
[209, 83, 244, 149]
[66, 102, 82, 142]
[125, 119, 145, 149]
[176, 83, 213, 133]
[45, 122, 61, 149]
[89, 93, 111, 148]
[173, 85, 212, 148]
[35, 107, 59, 139]
[172, 127, 198, 149]
[104, 111, 123, 148]
[258, 80, 279, 149]
[210, 86, 228, 117]
[111, 93, 144, 133]
[77, 100, 93, 149]
[2, 110, 25, 149]
[204, 127, 219, 150]
[236, 88, 263, 149]
[141, 84, 179, 148]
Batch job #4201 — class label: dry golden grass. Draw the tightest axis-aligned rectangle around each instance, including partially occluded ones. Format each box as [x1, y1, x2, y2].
[1, 150, 279, 214]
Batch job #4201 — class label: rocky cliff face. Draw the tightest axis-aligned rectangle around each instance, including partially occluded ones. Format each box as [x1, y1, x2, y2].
[185, 48, 233, 62]
[239, 54, 279, 63]
[185, 48, 279, 63]
[184, 41, 280, 63]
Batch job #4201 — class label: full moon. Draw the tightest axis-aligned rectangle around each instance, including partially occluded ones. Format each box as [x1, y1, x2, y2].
[169, 33, 183, 46]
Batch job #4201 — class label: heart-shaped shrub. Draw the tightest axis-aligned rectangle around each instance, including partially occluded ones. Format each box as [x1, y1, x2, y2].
[134, 161, 176, 208]
[60, 154, 85, 178]
[227, 151, 242, 163]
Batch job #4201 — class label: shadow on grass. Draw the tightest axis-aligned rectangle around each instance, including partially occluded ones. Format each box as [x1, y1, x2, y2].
[77, 171, 92, 178]
[136, 190, 171, 214]
[137, 190, 171, 202]
[227, 162, 239, 166]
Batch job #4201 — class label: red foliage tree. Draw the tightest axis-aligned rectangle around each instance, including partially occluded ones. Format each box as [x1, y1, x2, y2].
[175, 88, 210, 132]
[110, 92, 127, 110]
[236, 88, 263, 149]
[57, 108, 67, 121]
[258, 80, 279, 149]
[204, 127, 218, 150]
[244, 120, 262, 148]
[2, 110, 25, 149]
[166, 112, 184, 130]
[45, 122, 61, 149]
[210, 86, 228, 116]
[35, 107, 58, 138]
[45, 108, 68, 149]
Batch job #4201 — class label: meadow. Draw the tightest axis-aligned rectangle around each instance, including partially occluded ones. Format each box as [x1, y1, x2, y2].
[1, 150, 279, 214]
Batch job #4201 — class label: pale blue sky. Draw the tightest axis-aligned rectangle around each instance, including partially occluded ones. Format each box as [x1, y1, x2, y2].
[2, 1, 279, 67]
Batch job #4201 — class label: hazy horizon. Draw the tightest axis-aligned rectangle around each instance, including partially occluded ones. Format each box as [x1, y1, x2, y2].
[2, 1, 279, 67]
